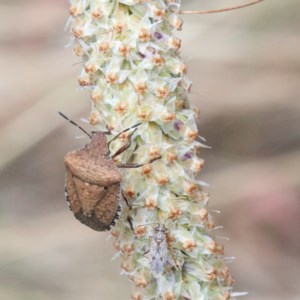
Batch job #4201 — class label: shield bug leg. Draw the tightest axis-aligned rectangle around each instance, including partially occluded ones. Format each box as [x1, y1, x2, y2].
[117, 155, 161, 169]
[121, 191, 134, 230]
[111, 127, 139, 159]
[121, 190, 132, 209]
[108, 123, 141, 149]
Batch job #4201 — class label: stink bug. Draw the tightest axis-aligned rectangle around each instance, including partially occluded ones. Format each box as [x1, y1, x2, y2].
[59, 112, 159, 231]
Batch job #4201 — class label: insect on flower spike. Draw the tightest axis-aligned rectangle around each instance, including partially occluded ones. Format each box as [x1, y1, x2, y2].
[180, 0, 264, 15]
[65, 0, 261, 297]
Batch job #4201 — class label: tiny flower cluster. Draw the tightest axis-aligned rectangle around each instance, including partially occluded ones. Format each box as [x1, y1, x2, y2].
[68, 0, 236, 299]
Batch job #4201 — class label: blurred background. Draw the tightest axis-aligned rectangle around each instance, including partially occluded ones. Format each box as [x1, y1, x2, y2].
[0, 0, 299, 299]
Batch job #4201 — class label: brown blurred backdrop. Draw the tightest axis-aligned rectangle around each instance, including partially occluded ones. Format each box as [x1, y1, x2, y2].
[0, 0, 299, 299]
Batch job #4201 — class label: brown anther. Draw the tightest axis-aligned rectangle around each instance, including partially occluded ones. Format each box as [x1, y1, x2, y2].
[78, 77, 90, 86]
[162, 113, 176, 122]
[144, 197, 157, 209]
[136, 277, 148, 288]
[119, 44, 130, 57]
[113, 22, 125, 34]
[134, 82, 147, 95]
[107, 123, 115, 131]
[149, 147, 161, 158]
[69, 5, 79, 16]
[179, 63, 187, 75]
[98, 41, 110, 53]
[115, 102, 128, 114]
[170, 38, 181, 50]
[174, 17, 184, 31]
[138, 29, 151, 42]
[219, 267, 230, 278]
[72, 27, 84, 38]
[106, 73, 118, 84]
[163, 292, 175, 300]
[157, 176, 169, 185]
[134, 225, 146, 238]
[121, 261, 132, 272]
[186, 129, 198, 141]
[122, 244, 134, 255]
[141, 165, 152, 175]
[111, 229, 120, 238]
[186, 183, 197, 195]
[197, 191, 209, 201]
[223, 291, 231, 300]
[224, 275, 235, 286]
[137, 110, 151, 121]
[207, 269, 217, 281]
[197, 208, 208, 221]
[114, 241, 120, 251]
[175, 99, 185, 110]
[194, 159, 205, 172]
[153, 8, 166, 19]
[91, 9, 102, 19]
[183, 239, 196, 251]
[166, 232, 175, 243]
[166, 152, 178, 164]
[91, 91, 102, 103]
[88, 112, 99, 125]
[207, 241, 217, 253]
[152, 55, 165, 66]
[206, 221, 215, 230]
[216, 243, 224, 255]
[118, 131, 130, 142]
[131, 293, 142, 300]
[156, 86, 169, 99]
[193, 106, 201, 119]
[169, 207, 182, 219]
[74, 45, 83, 56]
[125, 188, 135, 198]
[84, 63, 96, 74]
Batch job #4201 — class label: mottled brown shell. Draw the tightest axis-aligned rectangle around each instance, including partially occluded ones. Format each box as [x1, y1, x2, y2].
[64, 132, 122, 231]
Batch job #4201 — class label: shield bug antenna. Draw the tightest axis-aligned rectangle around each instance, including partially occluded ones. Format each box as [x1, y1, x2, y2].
[58, 112, 92, 138]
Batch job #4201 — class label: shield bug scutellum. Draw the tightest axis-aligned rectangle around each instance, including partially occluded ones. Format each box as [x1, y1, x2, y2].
[59, 112, 160, 231]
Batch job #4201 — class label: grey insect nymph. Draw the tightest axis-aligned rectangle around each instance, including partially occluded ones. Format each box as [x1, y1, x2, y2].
[150, 224, 168, 278]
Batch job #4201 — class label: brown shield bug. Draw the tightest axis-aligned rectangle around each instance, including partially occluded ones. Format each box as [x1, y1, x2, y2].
[59, 112, 160, 231]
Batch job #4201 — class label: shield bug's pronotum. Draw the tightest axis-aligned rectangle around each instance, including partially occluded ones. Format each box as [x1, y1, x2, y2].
[59, 112, 160, 231]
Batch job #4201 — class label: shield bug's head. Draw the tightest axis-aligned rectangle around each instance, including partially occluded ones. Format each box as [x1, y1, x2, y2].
[88, 131, 110, 157]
